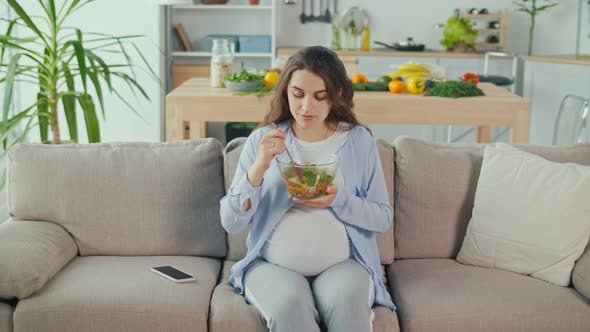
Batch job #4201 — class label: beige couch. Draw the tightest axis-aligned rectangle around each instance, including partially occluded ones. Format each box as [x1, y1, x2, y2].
[1, 137, 589, 332]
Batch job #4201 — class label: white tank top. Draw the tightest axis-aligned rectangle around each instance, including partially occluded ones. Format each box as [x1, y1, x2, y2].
[261, 124, 350, 276]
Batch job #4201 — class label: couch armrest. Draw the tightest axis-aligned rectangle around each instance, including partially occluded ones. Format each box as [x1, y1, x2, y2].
[572, 244, 590, 301]
[0, 220, 78, 299]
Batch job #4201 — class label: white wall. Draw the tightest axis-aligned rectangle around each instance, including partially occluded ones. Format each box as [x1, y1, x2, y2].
[277, 0, 584, 56]
[63, 0, 162, 143]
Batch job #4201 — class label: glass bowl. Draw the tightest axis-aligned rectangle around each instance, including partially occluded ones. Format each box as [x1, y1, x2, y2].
[276, 154, 339, 199]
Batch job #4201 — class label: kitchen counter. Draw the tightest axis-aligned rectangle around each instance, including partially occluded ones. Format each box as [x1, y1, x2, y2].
[521, 54, 590, 66]
[278, 47, 487, 59]
[166, 78, 530, 144]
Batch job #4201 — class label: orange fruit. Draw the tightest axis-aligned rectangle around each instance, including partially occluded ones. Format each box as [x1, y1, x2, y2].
[263, 71, 280, 87]
[388, 80, 405, 94]
[352, 73, 369, 84]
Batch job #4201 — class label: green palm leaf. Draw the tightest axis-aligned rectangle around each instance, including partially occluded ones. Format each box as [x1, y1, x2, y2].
[62, 63, 78, 142]
[6, 0, 49, 47]
[78, 94, 100, 143]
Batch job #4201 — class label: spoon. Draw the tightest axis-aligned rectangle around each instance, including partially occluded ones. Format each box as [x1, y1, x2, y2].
[271, 123, 297, 165]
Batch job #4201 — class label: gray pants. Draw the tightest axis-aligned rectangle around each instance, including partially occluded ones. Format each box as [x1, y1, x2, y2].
[244, 258, 375, 332]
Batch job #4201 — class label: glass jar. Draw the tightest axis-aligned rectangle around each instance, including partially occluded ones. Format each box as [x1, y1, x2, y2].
[210, 39, 233, 88]
[330, 10, 341, 50]
[345, 21, 358, 50]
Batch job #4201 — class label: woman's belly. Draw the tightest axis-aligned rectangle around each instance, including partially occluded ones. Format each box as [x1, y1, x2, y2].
[261, 204, 350, 276]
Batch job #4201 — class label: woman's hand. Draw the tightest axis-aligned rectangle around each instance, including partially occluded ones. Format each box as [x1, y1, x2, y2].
[290, 185, 338, 208]
[247, 127, 286, 187]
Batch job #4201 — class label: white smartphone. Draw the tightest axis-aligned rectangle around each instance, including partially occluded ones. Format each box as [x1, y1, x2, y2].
[151, 266, 195, 283]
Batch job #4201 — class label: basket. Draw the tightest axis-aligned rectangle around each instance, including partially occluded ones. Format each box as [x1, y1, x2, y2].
[201, 0, 229, 4]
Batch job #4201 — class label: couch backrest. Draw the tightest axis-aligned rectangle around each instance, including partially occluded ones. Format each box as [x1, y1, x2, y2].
[223, 137, 396, 265]
[393, 136, 590, 259]
[7, 139, 227, 257]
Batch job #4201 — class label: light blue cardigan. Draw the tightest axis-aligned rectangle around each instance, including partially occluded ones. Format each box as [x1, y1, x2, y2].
[219, 121, 396, 310]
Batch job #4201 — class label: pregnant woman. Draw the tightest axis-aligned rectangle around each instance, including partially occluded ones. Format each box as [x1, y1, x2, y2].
[220, 46, 395, 332]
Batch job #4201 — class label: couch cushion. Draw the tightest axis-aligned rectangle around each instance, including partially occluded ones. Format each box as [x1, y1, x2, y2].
[223, 138, 251, 262]
[0, 220, 77, 299]
[223, 137, 396, 265]
[457, 144, 590, 286]
[8, 139, 227, 257]
[375, 139, 395, 265]
[14, 256, 221, 332]
[387, 259, 590, 331]
[209, 260, 267, 332]
[209, 260, 399, 332]
[392, 137, 590, 259]
[0, 301, 14, 332]
[573, 244, 590, 301]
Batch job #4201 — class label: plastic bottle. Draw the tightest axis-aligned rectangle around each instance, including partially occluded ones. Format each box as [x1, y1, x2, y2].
[210, 39, 233, 88]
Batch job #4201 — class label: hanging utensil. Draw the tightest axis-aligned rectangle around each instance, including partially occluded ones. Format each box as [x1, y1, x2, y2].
[324, 0, 331, 22]
[300, 0, 307, 23]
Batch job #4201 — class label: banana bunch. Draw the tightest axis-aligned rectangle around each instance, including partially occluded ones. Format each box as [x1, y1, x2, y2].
[388, 62, 431, 79]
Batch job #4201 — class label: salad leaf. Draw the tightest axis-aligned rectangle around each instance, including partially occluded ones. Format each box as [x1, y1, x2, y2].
[224, 69, 265, 83]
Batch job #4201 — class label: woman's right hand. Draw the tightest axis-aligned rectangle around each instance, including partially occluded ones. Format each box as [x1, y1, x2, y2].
[247, 127, 286, 186]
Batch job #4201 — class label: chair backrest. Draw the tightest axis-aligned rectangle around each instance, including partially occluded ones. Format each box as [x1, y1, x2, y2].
[553, 94, 590, 145]
[482, 51, 518, 93]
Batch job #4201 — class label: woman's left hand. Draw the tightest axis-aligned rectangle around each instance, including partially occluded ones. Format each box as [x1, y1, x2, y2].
[289, 185, 338, 208]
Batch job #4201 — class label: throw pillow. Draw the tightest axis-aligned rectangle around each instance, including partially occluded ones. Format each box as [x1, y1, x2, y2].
[457, 144, 590, 286]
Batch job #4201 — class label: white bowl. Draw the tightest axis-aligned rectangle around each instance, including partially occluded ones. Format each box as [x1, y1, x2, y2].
[224, 80, 262, 91]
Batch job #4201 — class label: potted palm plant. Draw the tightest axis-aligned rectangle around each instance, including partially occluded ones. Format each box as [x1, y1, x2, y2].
[513, 0, 559, 55]
[0, 0, 157, 188]
[1, 0, 156, 146]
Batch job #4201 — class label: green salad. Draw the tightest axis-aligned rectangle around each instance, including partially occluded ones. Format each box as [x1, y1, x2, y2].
[281, 163, 335, 199]
[224, 69, 265, 83]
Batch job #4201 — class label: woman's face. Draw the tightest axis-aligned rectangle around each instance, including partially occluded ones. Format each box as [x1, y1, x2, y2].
[287, 69, 332, 130]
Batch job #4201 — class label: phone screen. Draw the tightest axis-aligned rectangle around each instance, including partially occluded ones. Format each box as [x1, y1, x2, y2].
[153, 266, 193, 280]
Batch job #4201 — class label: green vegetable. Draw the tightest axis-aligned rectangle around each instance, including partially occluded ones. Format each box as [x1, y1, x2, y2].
[424, 80, 485, 98]
[440, 16, 478, 51]
[224, 69, 265, 83]
[377, 75, 392, 84]
[237, 85, 275, 98]
[352, 82, 388, 91]
[282, 165, 335, 198]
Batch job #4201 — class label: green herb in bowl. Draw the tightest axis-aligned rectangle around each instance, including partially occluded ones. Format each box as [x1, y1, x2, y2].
[224, 69, 265, 83]
[224, 69, 265, 91]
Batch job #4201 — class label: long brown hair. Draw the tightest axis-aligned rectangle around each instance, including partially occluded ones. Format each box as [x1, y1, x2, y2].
[257, 46, 363, 131]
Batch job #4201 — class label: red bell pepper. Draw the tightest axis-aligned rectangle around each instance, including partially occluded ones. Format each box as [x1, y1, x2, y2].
[461, 72, 479, 86]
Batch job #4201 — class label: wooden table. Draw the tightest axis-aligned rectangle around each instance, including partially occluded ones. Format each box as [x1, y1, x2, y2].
[166, 78, 531, 143]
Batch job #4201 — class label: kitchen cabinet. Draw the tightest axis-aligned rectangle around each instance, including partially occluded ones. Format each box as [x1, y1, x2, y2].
[523, 60, 590, 145]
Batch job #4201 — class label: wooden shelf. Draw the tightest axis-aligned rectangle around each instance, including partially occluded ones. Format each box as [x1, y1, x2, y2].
[173, 52, 273, 58]
[461, 13, 501, 19]
[173, 5, 272, 10]
[475, 42, 503, 48]
[475, 28, 502, 33]
[459, 9, 508, 52]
